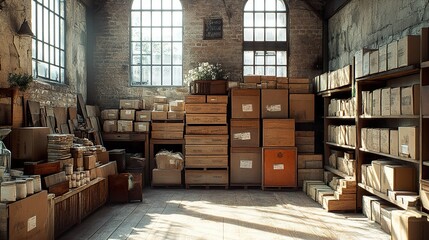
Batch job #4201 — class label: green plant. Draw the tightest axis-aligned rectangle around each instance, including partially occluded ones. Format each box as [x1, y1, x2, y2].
[185, 62, 229, 83]
[8, 73, 33, 91]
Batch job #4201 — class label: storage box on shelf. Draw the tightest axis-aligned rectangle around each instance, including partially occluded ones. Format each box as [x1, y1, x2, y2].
[184, 94, 229, 189]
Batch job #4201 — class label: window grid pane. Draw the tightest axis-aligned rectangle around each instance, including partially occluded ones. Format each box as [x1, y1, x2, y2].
[32, 0, 65, 83]
[130, 1, 183, 86]
[243, 0, 288, 77]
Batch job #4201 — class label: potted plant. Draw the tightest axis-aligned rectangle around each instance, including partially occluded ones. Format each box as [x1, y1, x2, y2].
[8, 73, 33, 92]
[185, 62, 229, 95]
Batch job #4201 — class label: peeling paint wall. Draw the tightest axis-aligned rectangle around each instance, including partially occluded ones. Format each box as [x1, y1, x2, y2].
[328, 0, 429, 70]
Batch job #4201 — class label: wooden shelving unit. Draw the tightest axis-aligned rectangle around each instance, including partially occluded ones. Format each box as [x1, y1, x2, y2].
[324, 165, 352, 179]
[359, 115, 419, 119]
[325, 142, 356, 150]
[359, 148, 420, 164]
[358, 183, 415, 210]
[420, 27, 429, 211]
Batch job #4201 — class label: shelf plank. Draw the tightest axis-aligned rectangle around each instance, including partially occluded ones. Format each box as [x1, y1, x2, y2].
[358, 183, 409, 210]
[324, 165, 354, 179]
[317, 85, 352, 97]
[356, 65, 419, 82]
[359, 148, 420, 164]
[324, 116, 356, 120]
[359, 115, 419, 119]
[326, 142, 356, 150]
[423, 115, 429, 119]
[423, 161, 429, 167]
[422, 61, 429, 69]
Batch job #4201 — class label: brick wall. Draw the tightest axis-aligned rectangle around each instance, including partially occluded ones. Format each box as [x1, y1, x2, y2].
[328, 0, 429, 70]
[89, 0, 323, 109]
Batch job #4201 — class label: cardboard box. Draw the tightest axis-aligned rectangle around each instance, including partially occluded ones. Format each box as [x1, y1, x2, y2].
[380, 128, 390, 154]
[185, 170, 228, 185]
[185, 95, 206, 103]
[101, 109, 119, 120]
[84, 155, 97, 170]
[117, 120, 133, 132]
[381, 205, 399, 234]
[390, 87, 401, 115]
[244, 75, 261, 83]
[120, 99, 144, 109]
[263, 119, 295, 147]
[152, 169, 182, 185]
[120, 109, 135, 120]
[363, 195, 380, 219]
[367, 165, 376, 188]
[151, 131, 183, 140]
[370, 50, 379, 75]
[261, 89, 289, 118]
[74, 157, 83, 170]
[371, 128, 381, 153]
[103, 120, 117, 133]
[391, 210, 428, 240]
[398, 126, 419, 159]
[153, 103, 169, 112]
[372, 160, 395, 192]
[11, 127, 50, 161]
[134, 122, 149, 132]
[289, 94, 314, 122]
[186, 114, 227, 125]
[372, 89, 381, 116]
[152, 123, 184, 132]
[230, 119, 260, 147]
[398, 35, 421, 67]
[155, 152, 184, 170]
[361, 164, 370, 185]
[167, 111, 185, 120]
[95, 161, 117, 179]
[206, 95, 228, 104]
[379, 45, 388, 72]
[355, 49, 364, 78]
[390, 130, 399, 156]
[169, 100, 185, 111]
[387, 41, 398, 70]
[381, 88, 391, 116]
[320, 73, 328, 92]
[153, 96, 167, 103]
[1, 191, 48, 240]
[185, 104, 227, 114]
[230, 147, 262, 185]
[231, 89, 260, 119]
[401, 85, 420, 115]
[135, 110, 151, 122]
[151, 111, 168, 120]
[363, 50, 376, 76]
[383, 165, 416, 192]
[371, 200, 389, 223]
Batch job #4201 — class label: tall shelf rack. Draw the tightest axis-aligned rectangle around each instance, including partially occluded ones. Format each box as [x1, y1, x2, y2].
[420, 27, 429, 211]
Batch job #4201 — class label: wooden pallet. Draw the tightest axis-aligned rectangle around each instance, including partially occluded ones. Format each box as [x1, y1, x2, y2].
[229, 184, 261, 190]
[185, 184, 229, 190]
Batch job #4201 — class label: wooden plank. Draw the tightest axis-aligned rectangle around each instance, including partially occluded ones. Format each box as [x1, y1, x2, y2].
[27, 100, 41, 127]
[77, 94, 88, 119]
[44, 171, 67, 188]
[40, 107, 47, 127]
[54, 107, 67, 128]
[60, 123, 70, 134]
[68, 107, 77, 120]
[48, 180, 69, 196]
[86, 105, 100, 118]
[24, 161, 61, 175]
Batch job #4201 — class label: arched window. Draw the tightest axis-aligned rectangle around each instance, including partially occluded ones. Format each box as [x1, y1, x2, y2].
[130, 0, 183, 86]
[243, 0, 288, 77]
[32, 0, 66, 83]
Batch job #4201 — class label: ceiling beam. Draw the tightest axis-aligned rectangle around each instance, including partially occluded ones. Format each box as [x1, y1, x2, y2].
[302, 0, 324, 20]
[324, 0, 351, 19]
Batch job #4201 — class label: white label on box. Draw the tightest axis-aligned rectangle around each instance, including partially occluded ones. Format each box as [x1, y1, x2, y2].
[156, 105, 163, 111]
[266, 104, 281, 112]
[108, 113, 115, 117]
[27, 216, 37, 232]
[125, 102, 131, 106]
[242, 104, 253, 112]
[140, 115, 147, 119]
[125, 110, 132, 114]
[273, 164, 284, 170]
[138, 124, 147, 131]
[240, 160, 253, 169]
[169, 159, 176, 165]
[401, 145, 409, 155]
[233, 132, 251, 140]
[170, 101, 178, 106]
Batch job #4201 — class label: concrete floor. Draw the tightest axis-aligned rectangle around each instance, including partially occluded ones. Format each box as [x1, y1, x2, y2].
[59, 189, 389, 240]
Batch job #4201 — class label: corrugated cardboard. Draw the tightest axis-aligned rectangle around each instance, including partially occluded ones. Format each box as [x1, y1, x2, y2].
[230, 147, 262, 185]
[387, 41, 398, 70]
[117, 120, 133, 132]
[231, 89, 260, 119]
[11, 127, 50, 161]
[101, 109, 119, 120]
[397, 35, 421, 67]
[289, 94, 315, 122]
[390, 130, 399, 156]
[155, 152, 184, 170]
[379, 45, 388, 72]
[135, 110, 151, 122]
[152, 169, 182, 185]
[370, 50, 379, 75]
[401, 85, 420, 115]
[230, 119, 260, 147]
[120, 109, 135, 120]
[390, 87, 401, 115]
[383, 165, 416, 192]
[103, 120, 117, 133]
[381, 88, 391, 116]
[398, 126, 419, 159]
[263, 119, 295, 147]
[134, 122, 149, 132]
[261, 89, 289, 118]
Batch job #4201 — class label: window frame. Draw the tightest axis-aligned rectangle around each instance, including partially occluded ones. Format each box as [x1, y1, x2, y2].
[243, 0, 289, 77]
[32, 0, 66, 84]
[129, 0, 184, 87]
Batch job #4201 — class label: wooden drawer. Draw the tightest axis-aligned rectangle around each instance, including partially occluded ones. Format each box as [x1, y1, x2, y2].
[185, 135, 228, 145]
[185, 125, 228, 135]
[185, 155, 228, 168]
[186, 114, 227, 125]
[185, 145, 228, 155]
[185, 170, 228, 185]
[151, 131, 183, 140]
[151, 123, 184, 131]
[185, 104, 227, 114]
[206, 95, 228, 104]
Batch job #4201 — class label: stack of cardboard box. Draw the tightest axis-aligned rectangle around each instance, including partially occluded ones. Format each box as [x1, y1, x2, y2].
[101, 99, 149, 133]
[151, 97, 185, 139]
[152, 151, 184, 186]
[184, 95, 229, 188]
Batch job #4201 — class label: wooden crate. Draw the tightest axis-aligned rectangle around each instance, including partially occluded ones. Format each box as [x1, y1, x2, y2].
[185, 104, 227, 114]
[151, 122, 184, 131]
[206, 95, 228, 104]
[185, 169, 229, 185]
[185, 135, 228, 145]
[263, 147, 297, 187]
[151, 131, 183, 139]
[185, 125, 228, 135]
[185, 145, 228, 155]
[186, 114, 227, 125]
[185, 155, 229, 168]
[322, 196, 356, 211]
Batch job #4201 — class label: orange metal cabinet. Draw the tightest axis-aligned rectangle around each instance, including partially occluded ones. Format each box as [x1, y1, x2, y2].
[263, 147, 297, 187]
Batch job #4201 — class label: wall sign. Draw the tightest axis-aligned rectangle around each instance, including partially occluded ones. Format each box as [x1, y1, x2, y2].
[204, 18, 223, 40]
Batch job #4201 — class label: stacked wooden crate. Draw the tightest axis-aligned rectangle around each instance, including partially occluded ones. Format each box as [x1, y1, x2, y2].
[184, 95, 229, 188]
[151, 96, 185, 140]
[101, 99, 150, 133]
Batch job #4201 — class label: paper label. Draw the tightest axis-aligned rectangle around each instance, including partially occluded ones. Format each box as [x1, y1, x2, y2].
[170, 101, 178, 107]
[169, 159, 176, 165]
[233, 132, 251, 140]
[156, 105, 164, 111]
[273, 164, 284, 170]
[139, 115, 147, 119]
[266, 104, 281, 112]
[108, 113, 115, 117]
[240, 160, 253, 169]
[125, 110, 132, 115]
[401, 145, 409, 155]
[138, 124, 147, 131]
[125, 102, 131, 106]
[27, 216, 37, 232]
[242, 104, 253, 112]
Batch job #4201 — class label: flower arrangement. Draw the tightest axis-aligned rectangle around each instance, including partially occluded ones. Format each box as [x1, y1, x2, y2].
[185, 62, 229, 83]
[8, 73, 33, 91]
